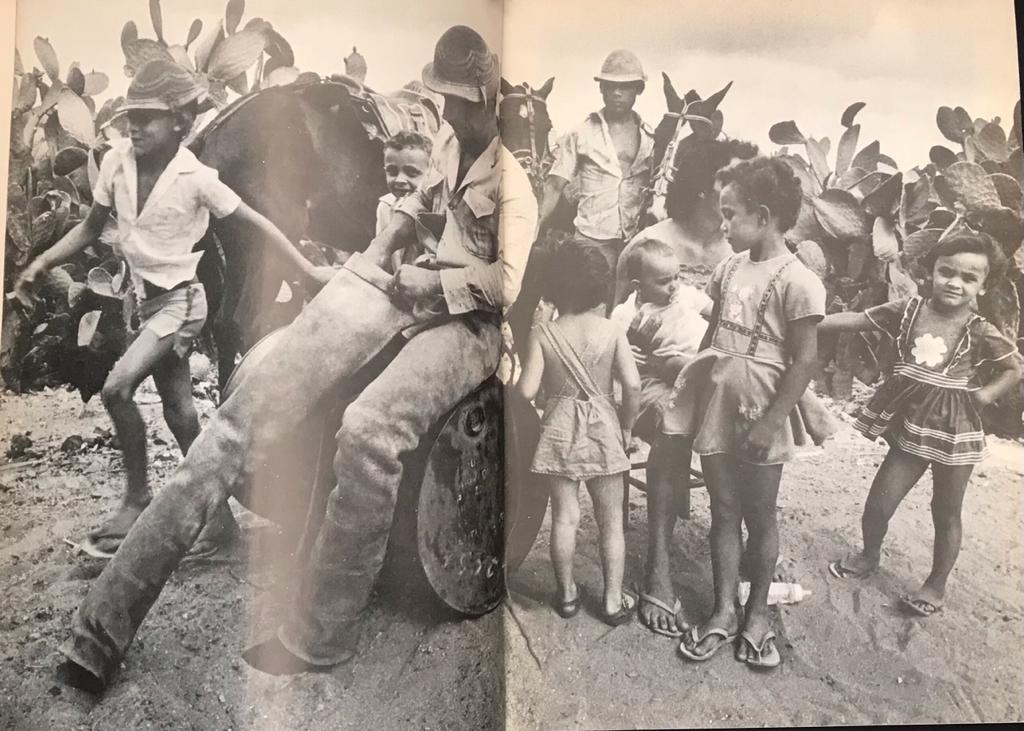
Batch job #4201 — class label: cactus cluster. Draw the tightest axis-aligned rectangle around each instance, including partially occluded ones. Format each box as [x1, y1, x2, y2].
[120, 0, 299, 105]
[2, 0, 301, 400]
[4, 37, 133, 398]
[772, 101, 1023, 433]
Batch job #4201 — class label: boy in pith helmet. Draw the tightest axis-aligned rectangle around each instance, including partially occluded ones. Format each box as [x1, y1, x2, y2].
[16, 59, 335, 560]
[512, 49, 655, 345]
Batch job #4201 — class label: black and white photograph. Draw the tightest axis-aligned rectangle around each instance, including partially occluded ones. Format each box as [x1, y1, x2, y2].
[0, 0, 1021, 728]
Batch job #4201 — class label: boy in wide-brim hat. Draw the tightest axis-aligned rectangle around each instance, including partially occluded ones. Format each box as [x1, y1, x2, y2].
[16, 58, 336, 560]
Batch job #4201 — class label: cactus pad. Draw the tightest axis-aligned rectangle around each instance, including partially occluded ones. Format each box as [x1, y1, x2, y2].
[813, 188, 869, 239]
[988, 173, 1023, 212]
[794, 239, 828, 279]
[944, 162, 1002, 211]
[903, 228, 943, 258]
[872, 216, 899, 261]
[862, 172, 903, 217]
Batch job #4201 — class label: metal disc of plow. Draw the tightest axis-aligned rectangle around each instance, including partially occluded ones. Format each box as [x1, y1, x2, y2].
[416, 379, 505, 616]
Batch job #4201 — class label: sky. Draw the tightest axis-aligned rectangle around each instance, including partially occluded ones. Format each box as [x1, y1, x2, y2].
[11, 0, 1023, 168]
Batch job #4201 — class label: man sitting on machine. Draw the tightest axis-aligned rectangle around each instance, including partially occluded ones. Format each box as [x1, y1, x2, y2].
[56, 24, 537, 692]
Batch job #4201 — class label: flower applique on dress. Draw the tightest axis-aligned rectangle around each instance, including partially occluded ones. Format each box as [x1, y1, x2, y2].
[911, 333, 947, 368]
[725, 285, 753, 322]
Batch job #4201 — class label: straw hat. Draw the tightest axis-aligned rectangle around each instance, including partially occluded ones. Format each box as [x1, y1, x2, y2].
[119, 59, 209, 113]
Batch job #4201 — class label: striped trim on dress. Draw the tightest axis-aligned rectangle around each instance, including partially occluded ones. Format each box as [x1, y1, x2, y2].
[892, 363, 970, 389]
[893, 435, 987, 465]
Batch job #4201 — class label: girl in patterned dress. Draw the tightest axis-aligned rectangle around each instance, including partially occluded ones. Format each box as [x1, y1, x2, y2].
[664, 157, 836, 668]
[516, 241, 642, 625]
[824, 232, 1020, 617]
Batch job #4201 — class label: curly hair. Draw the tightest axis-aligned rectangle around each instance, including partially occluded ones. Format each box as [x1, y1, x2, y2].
[923, 231, 1008, 286]
[715, 156, 803, 232]
[384, 130, 433, 154]
[665, 136, 759, 220]
[546, 240, 613, 314]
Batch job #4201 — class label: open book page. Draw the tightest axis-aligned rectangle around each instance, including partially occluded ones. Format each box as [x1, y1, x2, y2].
[1, 1, 513, 729]
[0, 0, 1022, 729]
[500, 0, 1024, 728]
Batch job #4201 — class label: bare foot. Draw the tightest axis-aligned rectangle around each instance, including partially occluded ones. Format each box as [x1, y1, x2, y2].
[84, 502, 149, 555]
[901, 583, 945, 616]
[639, 573, 685, 636]
[681, 607, 739, 657]
[829, 551, 879, 579]
[735, 609, 773, 663]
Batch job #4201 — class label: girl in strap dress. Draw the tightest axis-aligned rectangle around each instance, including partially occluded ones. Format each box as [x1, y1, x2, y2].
[516, 241, 642, 626]
[663, 158, 837, 668]
[823, 232, 1020, 617]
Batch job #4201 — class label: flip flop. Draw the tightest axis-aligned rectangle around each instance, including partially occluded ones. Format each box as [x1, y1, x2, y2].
[899, 594, 943, 617]
[827, 559, 876, 580]
[602, 591, 637, 627]
[555, 584, 583, 618]
[678, 625, 737, 662]
[637, 590, 687, 637]
[736, 629, 781, 669]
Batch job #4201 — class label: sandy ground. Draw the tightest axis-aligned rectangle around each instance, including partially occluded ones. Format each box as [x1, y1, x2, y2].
[0, 359, 1021, 729]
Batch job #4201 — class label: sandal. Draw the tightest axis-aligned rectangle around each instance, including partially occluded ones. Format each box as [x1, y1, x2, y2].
[827, 558, 877, 580]
[736, 629, 781, 669]
[78, 533, 122, 560]
[602, 591, 636, 627]
[637, 589, 687, 637]
[555, 584, 583, 618]
[899, 594, 943, 617]
[678, 625, 737, 662]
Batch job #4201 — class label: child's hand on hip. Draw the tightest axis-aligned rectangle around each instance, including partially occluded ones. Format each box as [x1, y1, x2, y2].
[970, 390, 993, 410]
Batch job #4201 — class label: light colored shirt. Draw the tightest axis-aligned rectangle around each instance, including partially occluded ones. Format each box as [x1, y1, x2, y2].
[707, 252, 826, 365]
[375, 192, 397, 236]
[611, 288, 711, 380]
[548, 110, 655, 241]
[93, 138, 241, 291]
[394, 123, 538, 315]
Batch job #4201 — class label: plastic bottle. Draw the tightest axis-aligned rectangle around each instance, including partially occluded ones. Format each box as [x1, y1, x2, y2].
[737, 581, 812, 605]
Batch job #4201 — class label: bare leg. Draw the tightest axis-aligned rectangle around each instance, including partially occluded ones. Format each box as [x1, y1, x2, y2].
[640, 435, 689, 634]
[909, 462, 972, 610]
[586, 473, 629, 615]
[734, 462, 782, 660]
[549, 477, 581, 606]
[684, 454, 742, 656]
[839, 447, 928, 575]
[152, 351, 237, 554]
[92, 330, 180, 549]
[151, 350, 200, 455]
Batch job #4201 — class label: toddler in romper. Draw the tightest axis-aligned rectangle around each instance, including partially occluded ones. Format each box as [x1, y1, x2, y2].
[823, 232, 1020, 617]
[664, 157, 836, 668]
[516, 240, 642, 625]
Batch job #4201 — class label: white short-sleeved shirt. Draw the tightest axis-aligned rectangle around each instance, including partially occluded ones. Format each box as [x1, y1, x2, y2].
[375, 192, 397, 236]
[93, 138, 241, 291]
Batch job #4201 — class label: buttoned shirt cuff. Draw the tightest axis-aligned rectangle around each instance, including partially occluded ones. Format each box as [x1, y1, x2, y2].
[440, 263, 503, 315]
